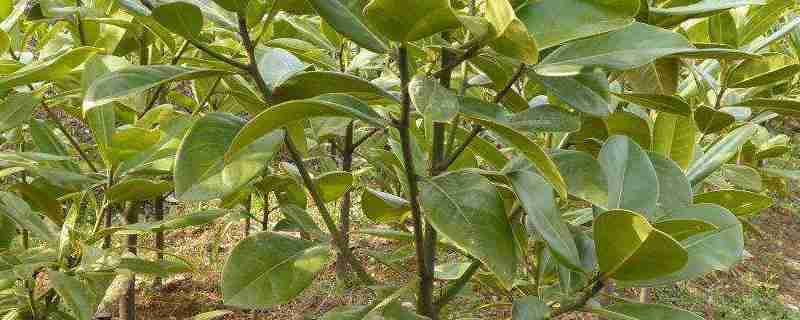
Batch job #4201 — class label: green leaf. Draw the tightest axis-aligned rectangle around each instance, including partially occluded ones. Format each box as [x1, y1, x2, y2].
[255, 47, 306, 91]
[650, 0, 765, 27]
[619, 204, 742, 287]
[722, 164, 763, 191]
[84, 66, 231, 112]
[363, 0, 461, 42]
[419, 171, 518, 288]
[709, 11, 737, 48]
[485, 0, 539, 64]
[647, 152, 692, 211]
[306, 0, 387, 53]
[361, 188, 410, 223]
[552, 150, 608, 207]
[315, 171, 353, 203]
[279, 205, 324, 239]
[607, 111, 652, 150]
[505, 164, 581, 271]
[0, 29, 8, 54]
[211, 0, 249, 13]
[410, 75, 459, 123]
[653, 219, 718, 241]
[734, 98, 800, 117]
[175, 112, 283, 201]
[517, 0, 640, 49]
[599, 135, 659, 218]
[694, 189, 773, 218]
[605, 303, 703, 320]
[48, 271, 96, 320]
[272, 71, 398, 103]
[510, 105, 580, 133]
[469, 117, 568, 199]
[686, 124, 756, 185]
[0, 192, 58, 244]
[727, 53, 800, 88]
[107, 179, 172, 203]
[737, 0, 794, 46]
[694, 105, 735, 134]
[152, 2, 204, 39]
[512, 296, 549, 320]
[8, 183, 64, 226]
[593, 209, 687, 281]
[611, 93, 691, 117]
[533, 70, 611, 118]
[653, 113, 697, 169]
[0, 93, 40, 133]
[222, 232, 331, 308]
[30, 119, 79, 173]
[226, 98, 386, 159]
[0, 47, 102, 88]
[535, 23, 692, 77]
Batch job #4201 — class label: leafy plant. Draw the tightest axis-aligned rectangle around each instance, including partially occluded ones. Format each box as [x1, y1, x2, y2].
[1, 0, 799, 319]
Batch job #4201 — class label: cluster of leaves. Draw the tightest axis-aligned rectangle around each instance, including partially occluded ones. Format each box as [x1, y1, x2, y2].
[1, 0, 800, 319]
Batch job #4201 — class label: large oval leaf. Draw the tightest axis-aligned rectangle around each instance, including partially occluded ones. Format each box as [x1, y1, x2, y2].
[363, 0, 461, 42]
[599, 135, 659, 218]
[517, 0, 640, 49]
[533, 69, 611, 118]
[84, 66, 231, 112]
[535, 23, 692, 77]
[152, 2, 204, 39]
[107, 178, 173, 203]
[175, 112, 283, 201]
[611, 92, 691, 117]
[226, 98, 386, 160]
[361, 188, 410, 223]
[647, 152, 691, 212]
[0, 93, 40, 133]
[222, 232, 331, 308]
[271, 71, 398, 103]
[505, 163, 581, 271]
[594, 209, 687, 281]
[619, 204, 743, 287]
[0, 47, 101, 88]
[306, 0, 387, 53]
[727, 53, 800, 88]
[693, 189, 773, 218]
[419, 171, 518, 288]
[552, 150, 608, 207]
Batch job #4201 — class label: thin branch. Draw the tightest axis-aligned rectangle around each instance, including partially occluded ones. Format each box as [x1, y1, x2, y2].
[191, 76, 223, 117]
[351, 128, 382, 150]
[431, 43, 483, 79]
[188, 38, 249, 70]
[237, 14, 270, 100]
[397, 45, 436, 317]
[547, 278, 605, 319]
[142, 40, 191, 115]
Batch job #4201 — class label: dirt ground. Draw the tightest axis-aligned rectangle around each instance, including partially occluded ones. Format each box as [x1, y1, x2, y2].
[120, 197, 800, 320]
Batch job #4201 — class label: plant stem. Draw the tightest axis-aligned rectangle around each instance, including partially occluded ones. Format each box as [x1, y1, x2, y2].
[192, 76, 223, 117]
[397, 44, 436, 318]
[237, 14, 271, 101]
[546, 278, 605, 319]
[119, 202, 138, 320]
[153, 196, 165, 289]
[431, 43, 483, 79]
[283, 132, 376, 284]
[336, 121, 356, 284]
[244, 194, 252, 237]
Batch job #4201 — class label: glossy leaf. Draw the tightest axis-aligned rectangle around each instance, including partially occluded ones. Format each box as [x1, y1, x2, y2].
[410, 75, 459, 122]
[611, 93, 691, 117]
[533, 70, 611, 117]
[419, 171, 517, 288]
[506, 164, 581, 270]
[727, 53, 800, 88]
[510, 104, 580, 133]
[48, 271, 96, 320]
[152, 2, 203, 39]
[594, 209, 687, 281]
[222, 232, 331, 308]
[694, 105, 735, 134]
[306, 0, 387, 53]
[175, 112, 283, 201]
[552, 150, 608, 207]
[84, 66, 230, 112]
[517, 0, 640, 49]
[693, 189, 773, 218]
[255, 47, 306, 91]
[271, 71, 398, 103]
[620, 204, 742, 287]
[647, 152, 692, 211]
[362, 188, 410, 223]
[653, 219, 718, 241]
[734, 98, 800, 117]
[0, 47, 101, 88]
[686, 125, 756, 185]
[363, 0, 461, 42]
[599, 135, 659, 218]
[536, 23, 693, 77]
[107, 179, 173, 203]
[315, 171, 353, 203]
[0, 191, 58, 243]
